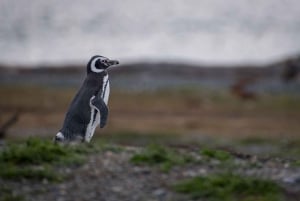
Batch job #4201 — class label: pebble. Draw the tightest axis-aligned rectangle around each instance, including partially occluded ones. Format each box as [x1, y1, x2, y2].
[283, 174, 300, 185]
[152, 188, 166, 197]
[111, 186, 123, 193]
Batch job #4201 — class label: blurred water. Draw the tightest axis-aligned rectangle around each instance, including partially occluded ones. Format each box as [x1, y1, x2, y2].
[0, 0, 300, 66]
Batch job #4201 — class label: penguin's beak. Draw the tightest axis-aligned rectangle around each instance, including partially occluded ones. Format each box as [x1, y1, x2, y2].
[107, 59, 119, 67]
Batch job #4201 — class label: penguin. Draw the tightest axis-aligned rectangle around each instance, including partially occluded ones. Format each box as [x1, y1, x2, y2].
[54, 55, 119, 143]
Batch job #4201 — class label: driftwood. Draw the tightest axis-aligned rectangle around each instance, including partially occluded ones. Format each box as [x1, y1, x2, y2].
[0, 112, 20, 139]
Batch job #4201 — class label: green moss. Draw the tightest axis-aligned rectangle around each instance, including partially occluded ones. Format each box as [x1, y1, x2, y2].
[1, 138, 76, 165]
[130, 144, 193, 172]
[0, 138, 104, 182]
[0, 138, 112, 165]
[173, 173, 283, 201]
[200, 148, 232, 161]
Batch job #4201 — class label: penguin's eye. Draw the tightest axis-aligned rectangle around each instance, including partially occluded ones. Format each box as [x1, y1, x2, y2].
[102, 59, 109, 65]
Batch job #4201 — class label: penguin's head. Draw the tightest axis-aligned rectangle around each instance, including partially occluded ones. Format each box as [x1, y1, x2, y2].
[87, 55, 119, 74]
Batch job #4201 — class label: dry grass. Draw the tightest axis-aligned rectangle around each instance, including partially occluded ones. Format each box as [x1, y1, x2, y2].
[1, 85, 300, 139]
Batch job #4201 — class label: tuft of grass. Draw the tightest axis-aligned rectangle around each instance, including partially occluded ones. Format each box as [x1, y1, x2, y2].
[130, 144, 193, 172]
[1, 138, 75, 165]
[173, 173, 283, 201]
[200, 148, 233, 162]
[0, 138, 88, 166]
[0, 138, 105, 181]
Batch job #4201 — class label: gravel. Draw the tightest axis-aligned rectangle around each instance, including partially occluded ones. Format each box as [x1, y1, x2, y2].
[1, 145, 300, 201]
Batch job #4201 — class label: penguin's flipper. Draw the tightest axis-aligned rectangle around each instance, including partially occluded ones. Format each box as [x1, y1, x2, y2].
[91, 96, 108, 128]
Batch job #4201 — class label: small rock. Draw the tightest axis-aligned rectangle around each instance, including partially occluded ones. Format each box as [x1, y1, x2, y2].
[283, 175, 300, 185]
[42, 178, 48, 184]
[111, 186, 123, 193]
[284, 163, 290, 168]
[152, 188, 165, 197]
[133, 166, 151, 174]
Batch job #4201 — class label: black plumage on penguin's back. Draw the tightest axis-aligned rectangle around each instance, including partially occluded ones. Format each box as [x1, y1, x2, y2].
[59, 72, 107, 140]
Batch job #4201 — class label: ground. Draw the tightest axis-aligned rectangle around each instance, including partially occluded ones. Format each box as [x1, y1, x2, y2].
[0, 72, 300, 201]
[0, 138, 300, 201]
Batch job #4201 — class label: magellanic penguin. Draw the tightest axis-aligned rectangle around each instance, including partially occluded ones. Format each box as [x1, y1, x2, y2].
[54, 55, 119, 143]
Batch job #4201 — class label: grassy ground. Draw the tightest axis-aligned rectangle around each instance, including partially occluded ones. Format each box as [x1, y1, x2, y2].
[0, 84, 300, 200]
[173, 173, 282, 201]
[0, 138, 299, 201]
[0, 138, 116, 182]
[1, 64, 300, 200]
[1, 85, 300, 140]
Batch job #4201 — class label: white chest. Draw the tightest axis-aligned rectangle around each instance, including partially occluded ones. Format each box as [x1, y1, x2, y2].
[84, 75, 110, 142]
[85, 99, 100, 142]
[101, 75, 110, 105]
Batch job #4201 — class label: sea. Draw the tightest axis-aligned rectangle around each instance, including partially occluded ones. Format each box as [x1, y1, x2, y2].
[0, 0, 300, 66]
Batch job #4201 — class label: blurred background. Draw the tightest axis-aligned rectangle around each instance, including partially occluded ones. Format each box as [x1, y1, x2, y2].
[0, 0, 300, 65]
[0, 0, 299, 142]
[1, 1, 300, 200]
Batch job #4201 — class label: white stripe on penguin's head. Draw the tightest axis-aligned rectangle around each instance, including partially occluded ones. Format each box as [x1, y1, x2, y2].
[90, 56, 104, 73]
[88, 55, 118, 74]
